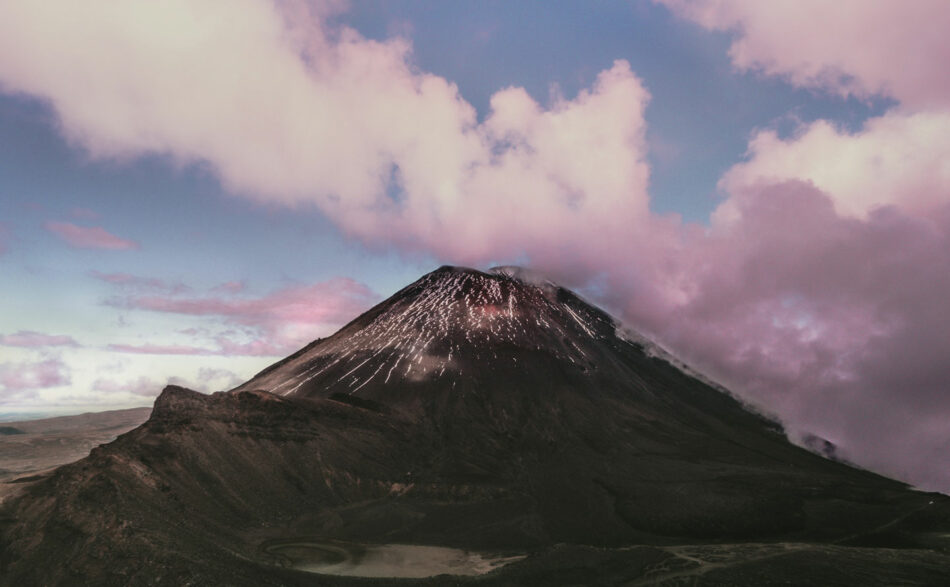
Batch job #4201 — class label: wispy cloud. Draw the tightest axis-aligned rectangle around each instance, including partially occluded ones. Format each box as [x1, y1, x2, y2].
[105, 338, 285, 357]
[210, 336, 287, 357]
[90, 271, 190, 294]
[102, 276, 378, 356]
[196, 367, 243, 388]
[114, 278, 374, 336]
[210, 281, 246, 294]
[106, 343, 215, 356]
[92, 375, 161, 398]
[0, 358, 70, 392]
[93, 367, 243, 398]
[0, 331, 79, 348]
[45, 221, 139, 250]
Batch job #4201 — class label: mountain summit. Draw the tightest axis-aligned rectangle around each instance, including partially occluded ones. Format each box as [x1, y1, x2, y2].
[236, 265, 620, 398]
[2, 266, 949, 586]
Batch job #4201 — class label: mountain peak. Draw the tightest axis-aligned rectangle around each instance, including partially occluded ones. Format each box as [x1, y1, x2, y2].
[422, 264, 554, 288]
[236, 265, 619, 400]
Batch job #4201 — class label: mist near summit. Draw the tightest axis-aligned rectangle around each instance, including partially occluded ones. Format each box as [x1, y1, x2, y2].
[1, 0, 950, 493]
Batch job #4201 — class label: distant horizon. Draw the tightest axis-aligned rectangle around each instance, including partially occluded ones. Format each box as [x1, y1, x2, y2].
[0, 406, 153, 424]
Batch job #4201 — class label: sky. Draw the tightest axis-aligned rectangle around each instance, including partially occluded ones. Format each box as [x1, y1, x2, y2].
[1, 1, 949, 492]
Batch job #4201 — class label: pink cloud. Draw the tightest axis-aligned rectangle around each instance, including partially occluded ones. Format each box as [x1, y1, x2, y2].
[111, 277, 377, 352]
[45, 221, 139, 250]
[622, 4, 950, 493]
[106, 343, 214, 355]
[91, 271, 143, 285]
[613, 181, 950, 492]
[0, 358, 70, 391]
[211, 281, 246, 294]
[211, 336, 286, 357]
[90, 271, 189, 294]
[98, 276, 377, 357]
[656, 0, 950, 108]
[106, 338, 283, 357]
[0, 331, 78, 348]
[92, 376, 160, 397]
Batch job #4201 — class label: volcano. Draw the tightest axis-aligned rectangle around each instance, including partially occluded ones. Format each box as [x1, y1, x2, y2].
[2, 266, 949, 586]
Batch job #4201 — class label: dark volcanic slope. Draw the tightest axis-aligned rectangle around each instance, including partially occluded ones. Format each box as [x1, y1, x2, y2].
[2, 266, 949, 586]
[232, 265, 948, 540]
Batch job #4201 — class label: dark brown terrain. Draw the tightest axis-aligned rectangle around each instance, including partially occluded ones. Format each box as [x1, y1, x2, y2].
[1, 267, 948, 585]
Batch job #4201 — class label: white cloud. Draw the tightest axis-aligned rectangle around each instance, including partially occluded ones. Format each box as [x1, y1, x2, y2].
[716, 111, 950, 222]
[0, 0, 652, 266]
[657, 0, 950, 108]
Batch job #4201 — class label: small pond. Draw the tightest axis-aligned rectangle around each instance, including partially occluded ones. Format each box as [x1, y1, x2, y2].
[264, 539, 525, 578]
